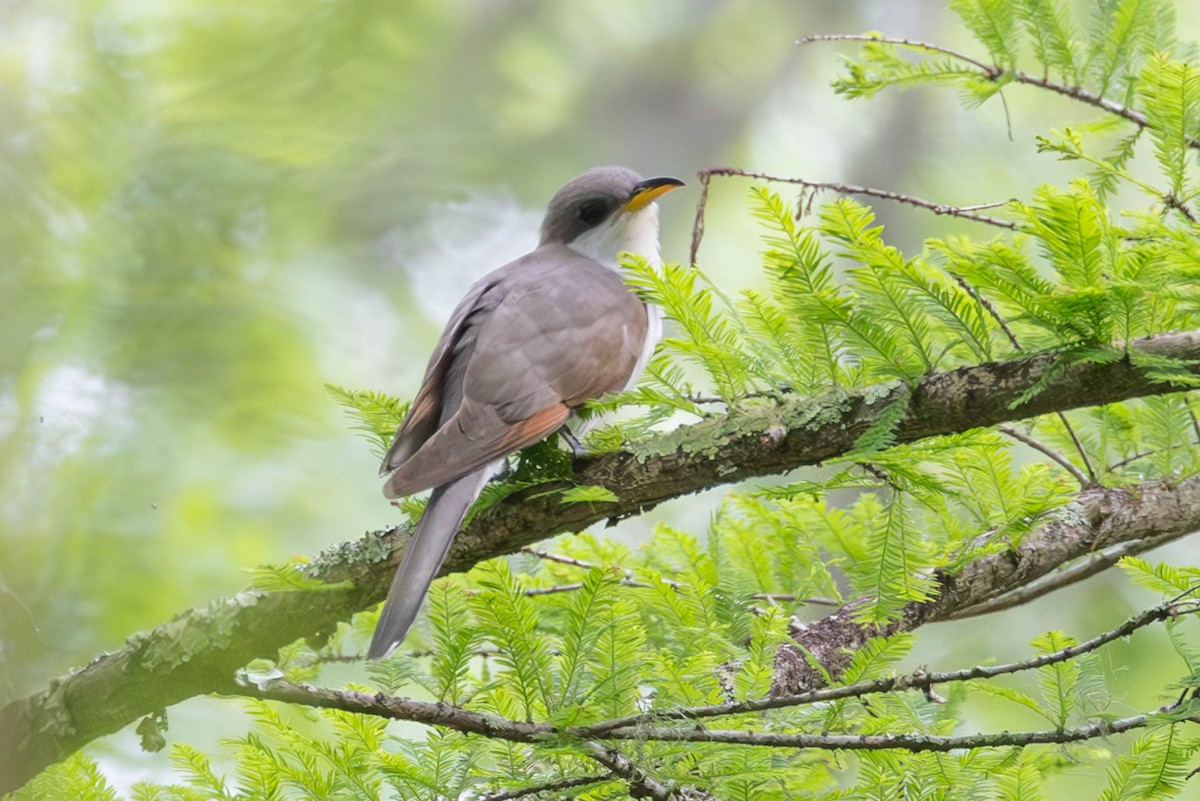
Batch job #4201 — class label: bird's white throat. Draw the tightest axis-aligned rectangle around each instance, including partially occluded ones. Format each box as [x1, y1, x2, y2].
[566, 203, 664, 394]
[567, 204, 662, 269]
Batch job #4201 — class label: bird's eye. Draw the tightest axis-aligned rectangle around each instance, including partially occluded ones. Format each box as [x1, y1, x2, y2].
[578, 201, 608, 226]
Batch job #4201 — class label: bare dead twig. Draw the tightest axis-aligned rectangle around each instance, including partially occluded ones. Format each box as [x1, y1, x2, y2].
[688, 167, 1017, 265]
[690, 171, 714, 265]
[999, 424, 1092, 488]
[1054, 412, 1100, 484]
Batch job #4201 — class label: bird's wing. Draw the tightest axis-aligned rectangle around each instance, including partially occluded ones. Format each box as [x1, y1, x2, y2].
[379, 276, 506, 476]
[382, 246, 647, 499]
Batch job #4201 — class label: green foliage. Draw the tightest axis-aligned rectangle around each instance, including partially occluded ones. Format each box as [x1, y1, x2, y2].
[1099, 725, 1199, 801]
[1119, 557, 1200, 596]
[832, 39, 1007, 107]
[23, 1, 1200, 799]
[1031, 631, 1080, 727]
[949, 0, 1021, 67]
[622, 257, 758, 402]
[995, 756, 1047, 801]
[1019, 0, 1080, 84]
[246, 557, 355, 593]
[324, 385, 408, 459]
[469, 560, 556, 719]
[19, 521, 1200, 800]
[842, 493, 940, 623]
[1138, 55, 1200, 202]
[835, 0, 1179, 109]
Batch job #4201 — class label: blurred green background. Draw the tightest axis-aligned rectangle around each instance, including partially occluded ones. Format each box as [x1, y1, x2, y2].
[2, 0, 1198, 794]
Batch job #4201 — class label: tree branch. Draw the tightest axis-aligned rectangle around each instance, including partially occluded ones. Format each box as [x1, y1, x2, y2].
[998, 423, 1092, 488]
[480, 773, 612, 801]
[771, 473, 1200, 695]
[582, 743, 721, 801]
[596, 711, 1189, 751]
[224, 675, 1193, 759]
[7, 329, 1200, 793]
[797, 34, 1001, 76]
[945, 533, 1179, 619]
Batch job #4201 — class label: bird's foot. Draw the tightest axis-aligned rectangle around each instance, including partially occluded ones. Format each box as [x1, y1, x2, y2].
[558, 426, 588, 456]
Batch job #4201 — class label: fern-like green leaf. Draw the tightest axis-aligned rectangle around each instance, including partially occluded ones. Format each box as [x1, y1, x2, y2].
[840, 632, 915, 685]
[426, 577, 478, 705]
[325, 384, 408, 458]
[995, 757, 1046, 801]
[1098, 724, 1196, 801]
[1138, 55, 1200, 202]
[554, 567, 621, 720]
[948, 0, 1021, 67]
[844, 493, 939, 623]
[469, 560, 556, 718]
[1119, 556, 1200, 595]
[1031, 630, 1080, 727]
[1019, 0, 1079, 84]
[1085, 0, 1175, 98]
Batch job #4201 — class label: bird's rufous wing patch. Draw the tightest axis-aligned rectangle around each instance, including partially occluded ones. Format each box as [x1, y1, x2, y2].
[383, 401, 570, 499]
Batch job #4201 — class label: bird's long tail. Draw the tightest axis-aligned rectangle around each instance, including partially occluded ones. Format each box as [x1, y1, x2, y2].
[367, 465, 492, 659]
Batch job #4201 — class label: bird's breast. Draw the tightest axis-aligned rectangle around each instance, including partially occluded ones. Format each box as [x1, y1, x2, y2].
[623, 302, 662, 393]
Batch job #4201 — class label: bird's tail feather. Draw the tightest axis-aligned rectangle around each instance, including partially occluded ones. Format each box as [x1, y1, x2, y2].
[367, 466, 491, 659]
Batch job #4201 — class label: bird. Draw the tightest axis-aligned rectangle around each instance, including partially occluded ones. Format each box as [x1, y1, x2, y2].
[369, 166, 684, 659]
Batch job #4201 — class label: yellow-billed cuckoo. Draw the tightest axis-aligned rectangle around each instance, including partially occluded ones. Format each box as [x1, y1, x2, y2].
[369, 166, 684, 659]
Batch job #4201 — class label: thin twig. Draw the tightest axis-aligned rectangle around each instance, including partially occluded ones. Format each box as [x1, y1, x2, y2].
[520, 546, 607, 570]
[754, 593, 841, 606]
[598, 709, 1191, 751]
[1055, 412, 1099, 484]
[481, 773, 613, 801]
[519, 578, 659, 597]
[796, 34, 1000, 76]
[1106, 448, 1157, 473]
[998, 424, 1091, 488]
[689, 166, 1018, 274]
[521, 546, 682, 589]
[949, 274, 1023, 351]
[701, 168, 1019, 229]
[1009, 68, 1154, 130]
[1188, 405, 1200, 445]
[798, 34, 1200, 151]
[686, 390, 782, 405]
[229, 657, 1197, 756]
[583, 742, 721, 801]
[520, 547, 837, 605]
[576, 594, 1199, 734]
[690, 171, 714, 265]
[1164, 194, 1199, 223]
[950, 273, 1097, 486]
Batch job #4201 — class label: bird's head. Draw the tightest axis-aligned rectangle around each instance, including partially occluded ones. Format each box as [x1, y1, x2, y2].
[539, 166, 684, 265]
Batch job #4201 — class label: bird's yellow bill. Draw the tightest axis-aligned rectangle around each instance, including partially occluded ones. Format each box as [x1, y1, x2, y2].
[624, 177, 685, 212]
